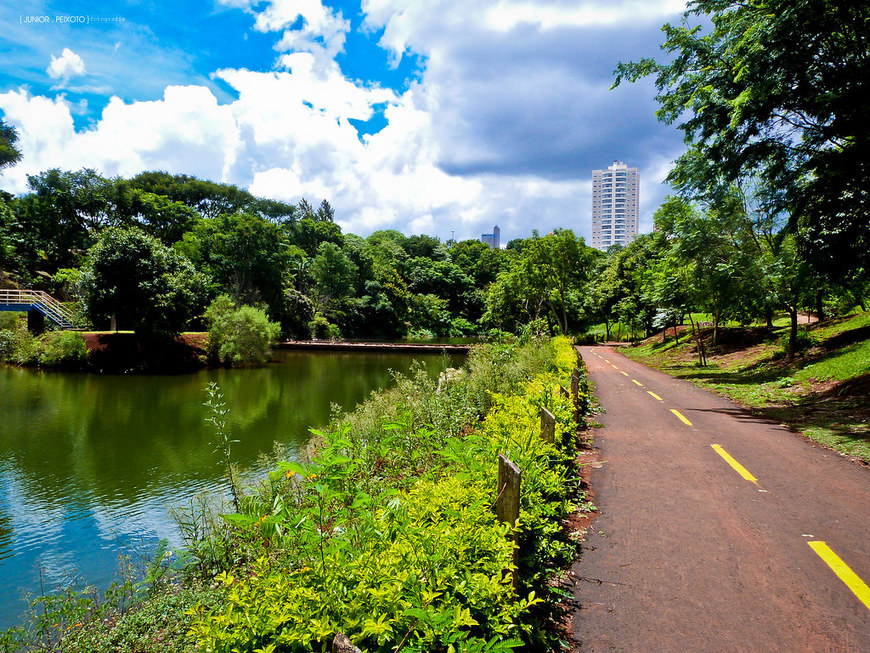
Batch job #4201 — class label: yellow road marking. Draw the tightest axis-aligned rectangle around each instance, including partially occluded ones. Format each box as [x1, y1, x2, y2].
[671, 409, 693, 426]
[711, 444, 757, 484]
[620, 371, 629, 377]
[647, 391, 662, 401]
[611, 364, 619, 370]
[603, 359, 611, 363]
[632, 379, 644, 387]
[808, 541, 870, 612]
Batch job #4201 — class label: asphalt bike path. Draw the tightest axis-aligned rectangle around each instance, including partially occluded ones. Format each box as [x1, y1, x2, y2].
[571, 345, 870, 652]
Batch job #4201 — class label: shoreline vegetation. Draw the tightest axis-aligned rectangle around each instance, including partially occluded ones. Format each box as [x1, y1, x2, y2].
[2, 335, 594, 652]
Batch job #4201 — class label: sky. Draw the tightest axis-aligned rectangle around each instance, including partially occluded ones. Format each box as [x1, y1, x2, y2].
[0, 0, 689, 243]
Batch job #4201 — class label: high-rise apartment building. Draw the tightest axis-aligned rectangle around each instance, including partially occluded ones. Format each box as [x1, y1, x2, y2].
[591, 161, 639, 250]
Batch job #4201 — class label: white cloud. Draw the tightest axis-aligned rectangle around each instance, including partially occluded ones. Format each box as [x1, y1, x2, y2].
[219, 0, 351, 67]
[46, 48, 86, 85]
[1, 0, 687, 242]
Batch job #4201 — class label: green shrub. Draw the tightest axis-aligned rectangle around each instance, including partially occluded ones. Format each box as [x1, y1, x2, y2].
[39, 331, 88, 368]
[0, 328, 16, 357]
[8, 329, 40, 365]
[308, 312, 341, 340]
[0, 311, 23, 330]
[205, 296, 281, 365]
[188, 336, 589, 652]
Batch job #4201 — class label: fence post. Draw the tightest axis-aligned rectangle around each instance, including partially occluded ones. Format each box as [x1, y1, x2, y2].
[496, 454, 521, 590]
[559, 384, 569, 400]
[540, 407, 556, 443]
[570, 368, 581, 423]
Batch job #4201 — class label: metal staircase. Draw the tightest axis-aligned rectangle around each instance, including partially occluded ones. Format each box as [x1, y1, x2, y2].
[0, 289, 77, 329]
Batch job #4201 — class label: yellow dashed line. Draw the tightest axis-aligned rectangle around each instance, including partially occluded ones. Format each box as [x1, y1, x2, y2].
[808, 541, 870, 612]
[671, 409, 693, 426]
[611, 364, 619, 370]
[711, 444, 756, 484]
[603, 359, 611, 364]
[647, 391, 662, 401]
[632, 379, 644, 387]
[620, 371, 629, 377]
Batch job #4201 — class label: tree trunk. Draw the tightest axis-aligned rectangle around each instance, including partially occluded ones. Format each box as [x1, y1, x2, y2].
[765, 306, 774, 329]
[688, 313, 706, 366]
[815, 288, 825, 322]
[604, 318, 611, 341]
[786, 306, 798, 360]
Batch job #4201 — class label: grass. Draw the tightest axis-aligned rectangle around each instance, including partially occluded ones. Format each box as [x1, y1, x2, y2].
[619, 311, 870, 462]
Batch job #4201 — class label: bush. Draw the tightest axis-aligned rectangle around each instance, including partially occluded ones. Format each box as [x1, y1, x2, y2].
[0, 311, 23, 330]
[188, 336, 590, 652]
[205, 296, 281, 365]
[308, 312, 341, 340]
[0, 328, 16, 357]
[7, 329, 40, 365]
[39, 331, 88, 368]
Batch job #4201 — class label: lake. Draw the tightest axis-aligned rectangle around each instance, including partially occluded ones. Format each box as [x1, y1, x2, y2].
[0, 349, 452, 628]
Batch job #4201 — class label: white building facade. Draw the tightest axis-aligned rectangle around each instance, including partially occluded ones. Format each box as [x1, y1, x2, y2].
[591, 161, 639, 250]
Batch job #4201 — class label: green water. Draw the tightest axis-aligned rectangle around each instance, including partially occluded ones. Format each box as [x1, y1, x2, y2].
[0, 350, 451, 627]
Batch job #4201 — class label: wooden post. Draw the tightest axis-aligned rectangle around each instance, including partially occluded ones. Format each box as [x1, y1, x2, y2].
[559, 384, 569, 400]
[540, 407, 556, 443]
[570, 368, 581, 422]
[496, 454, 521, 590]
[333, 633, 362, 653]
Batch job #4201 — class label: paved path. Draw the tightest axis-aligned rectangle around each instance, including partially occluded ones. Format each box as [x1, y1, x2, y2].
[571, 345, 870, 652]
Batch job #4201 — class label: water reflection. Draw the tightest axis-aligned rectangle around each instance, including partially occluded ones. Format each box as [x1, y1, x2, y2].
[0, 350, 450, 626]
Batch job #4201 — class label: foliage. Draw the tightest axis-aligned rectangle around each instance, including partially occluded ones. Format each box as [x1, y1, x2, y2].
[0, 327, 86, 368]
[78, 226, 207, 340]
[38, 331, 88, 368]
[0, 119, 22, 172]
[205, 295, 281, 365]
[485, 230, 598, 335]
[187, 336, 589, 652]
[614, 0, 870, 279]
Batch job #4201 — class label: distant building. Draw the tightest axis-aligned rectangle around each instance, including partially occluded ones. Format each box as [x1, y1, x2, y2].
[481, 225, 500, 249]
[591, 161, 639, 251]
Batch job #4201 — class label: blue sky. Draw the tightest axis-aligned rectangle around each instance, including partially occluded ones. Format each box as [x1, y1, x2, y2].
[0, 0, 689, 242]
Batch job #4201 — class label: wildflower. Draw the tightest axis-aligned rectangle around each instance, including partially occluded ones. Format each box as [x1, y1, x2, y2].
[285, 470, 295, 479]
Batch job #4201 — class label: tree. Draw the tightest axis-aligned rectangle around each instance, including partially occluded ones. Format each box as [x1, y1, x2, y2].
[614, 1, 870, 278]
[485, 230, 597, 334]
[178, 212, 292, 315]
[79, 227, 207, 341]
[0, 119, 22, 173]
[129, 171, 297, 223]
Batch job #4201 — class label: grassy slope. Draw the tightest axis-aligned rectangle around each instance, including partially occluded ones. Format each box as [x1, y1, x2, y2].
[619, 312, 870, 462]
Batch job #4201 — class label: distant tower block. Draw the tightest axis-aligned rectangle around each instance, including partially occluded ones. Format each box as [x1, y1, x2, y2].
[481, 225, 500, 249]
[591, 161, 640, 251]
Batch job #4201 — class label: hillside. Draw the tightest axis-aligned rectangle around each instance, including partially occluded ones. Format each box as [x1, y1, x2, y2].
[619, 312, 870, 463]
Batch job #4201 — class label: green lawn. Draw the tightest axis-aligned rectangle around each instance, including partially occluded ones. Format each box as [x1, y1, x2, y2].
[619, 312, 870, 462]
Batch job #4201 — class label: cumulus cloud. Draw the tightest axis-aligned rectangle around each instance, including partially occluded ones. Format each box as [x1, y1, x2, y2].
[220, 0, 351, 67]
[46, 47, 86, 86]
[1, 0, 688, 242]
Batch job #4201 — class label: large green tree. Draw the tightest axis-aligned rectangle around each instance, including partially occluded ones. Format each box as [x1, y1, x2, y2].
[79, 227, 207, 340]
[614, 0, 870, 278]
